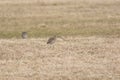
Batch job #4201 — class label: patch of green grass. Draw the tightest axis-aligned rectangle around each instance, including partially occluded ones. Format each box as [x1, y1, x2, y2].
[0, 17, 120, 38]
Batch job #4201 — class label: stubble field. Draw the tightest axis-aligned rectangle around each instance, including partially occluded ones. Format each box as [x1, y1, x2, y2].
[0, 37, 120, 80]
[0, 0, 120, 80]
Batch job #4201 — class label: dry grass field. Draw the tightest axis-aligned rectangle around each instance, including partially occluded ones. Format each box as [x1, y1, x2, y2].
[0, 0, 120, 38]
[0, 0, 120, 80]
[0, 37, 120, 80]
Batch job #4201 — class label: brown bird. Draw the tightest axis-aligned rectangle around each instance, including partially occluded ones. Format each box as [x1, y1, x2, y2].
[21, 32, 28, 39]
[47, 35, 66, 44]
[47, 35, 57, 44]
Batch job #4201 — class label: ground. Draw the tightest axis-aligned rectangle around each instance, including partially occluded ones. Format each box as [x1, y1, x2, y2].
[0, 0, 120, 80]
[0, 0, 120, 38]
[0, 37, 120, 80]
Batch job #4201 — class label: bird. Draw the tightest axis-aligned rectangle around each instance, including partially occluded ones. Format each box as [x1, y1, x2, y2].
[47, 35, 66, 44]
[47, 35, 57, 44]
[21, 32, 28, 39]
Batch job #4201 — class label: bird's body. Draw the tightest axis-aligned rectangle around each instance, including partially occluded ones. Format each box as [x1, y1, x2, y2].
[21, 32, 28, 39]
[47, 35, 66, 44]
[47, 36, 57, 44]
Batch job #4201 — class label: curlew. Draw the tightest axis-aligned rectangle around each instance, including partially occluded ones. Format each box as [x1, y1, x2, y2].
[47, 35, 57, 44]
[47, 35, 66, 44]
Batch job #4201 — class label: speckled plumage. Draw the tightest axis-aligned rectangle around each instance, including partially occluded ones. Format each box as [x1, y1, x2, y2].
[21, 32, 28, 39]
[47, 36, 57, 44]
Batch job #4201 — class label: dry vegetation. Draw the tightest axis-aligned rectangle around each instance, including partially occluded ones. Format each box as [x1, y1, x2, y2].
[0, 0, 120, 38]
[0, 37, 120, 80]
[0, 0, 120, 80]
